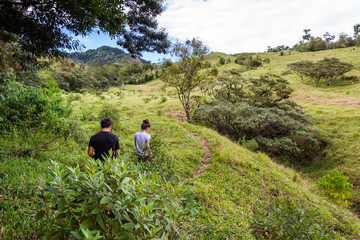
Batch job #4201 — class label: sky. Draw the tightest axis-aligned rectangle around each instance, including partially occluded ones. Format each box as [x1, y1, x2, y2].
[72, 0, 360, 63]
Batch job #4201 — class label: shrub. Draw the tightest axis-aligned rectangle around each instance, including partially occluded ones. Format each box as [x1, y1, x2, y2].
[0, 73, 69, 132]
[239, 136, 258, 151]
[98, 103, 120, 122]
[318, 171, 353, 206]
[160, 96, 167, 103]
[250, 198, 337, 239]
[143, 97, 151, 104]
[37, 156, 193, 239]
[218, 57, 226, 66]
[193, 73, 324, 163]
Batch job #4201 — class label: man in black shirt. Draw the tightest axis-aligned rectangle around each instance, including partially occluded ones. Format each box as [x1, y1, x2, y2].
[88, 118, 120, 162]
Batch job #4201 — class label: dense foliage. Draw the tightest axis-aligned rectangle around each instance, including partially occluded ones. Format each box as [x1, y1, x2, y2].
[37, 156, 192, 239]
[0, 73, 69, 131]
[0, 0, 169, 56]
[318, 171, 353, 206]
[234, 55, 263, 69]
[44, 58, 156, 92]
[288, 58, 354, 86]
[251, 198, 338, 239]
[194, 71, 324, 162]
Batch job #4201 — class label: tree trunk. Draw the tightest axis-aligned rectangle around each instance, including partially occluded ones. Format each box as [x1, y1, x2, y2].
[185, 108, 191, 123]
[121, 79, 124, 97]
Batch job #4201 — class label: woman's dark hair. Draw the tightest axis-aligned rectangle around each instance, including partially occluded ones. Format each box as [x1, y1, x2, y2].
[141, 119, 150, 130]
[101, 118, 113, 128]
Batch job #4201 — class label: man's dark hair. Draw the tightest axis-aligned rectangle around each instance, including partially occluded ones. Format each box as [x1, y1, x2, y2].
[101, 118, 113, 128]
[141, 119, 150, 130]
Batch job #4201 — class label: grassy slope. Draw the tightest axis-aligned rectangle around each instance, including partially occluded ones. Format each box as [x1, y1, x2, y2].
[66, 83, 360, 238]
[1, 47, 360, 238]
[221, 47, 360, 212]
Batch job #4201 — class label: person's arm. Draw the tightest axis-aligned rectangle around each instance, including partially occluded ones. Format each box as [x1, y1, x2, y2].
[146, 139, 152, 157]
[88, 146, 95, 158]
[115, 136, 120, 158]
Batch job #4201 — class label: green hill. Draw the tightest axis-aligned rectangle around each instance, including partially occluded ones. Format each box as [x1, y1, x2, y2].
[66, 45, 147, 65]
[2, 46, 360, 238]
[211, 46, 360, 213]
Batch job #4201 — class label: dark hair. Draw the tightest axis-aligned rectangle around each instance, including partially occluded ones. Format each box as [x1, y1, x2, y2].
[141, 119, 150, 130]
[101, 118, 113, 128]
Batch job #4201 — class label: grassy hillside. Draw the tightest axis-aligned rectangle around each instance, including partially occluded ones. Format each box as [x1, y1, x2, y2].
[68, 82, 360, 238]
[1, 47, 360, 239]
[214, 47, 360, 213]
[67, 45, 146, 65]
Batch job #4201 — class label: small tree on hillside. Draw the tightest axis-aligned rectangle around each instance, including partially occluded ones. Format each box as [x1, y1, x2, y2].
[318, 58, 354, 86]
[161, 38, 217, 123]
[288, 58, 354, 86]
[288, 60, 313, 81]
[354, 24, 360, 46]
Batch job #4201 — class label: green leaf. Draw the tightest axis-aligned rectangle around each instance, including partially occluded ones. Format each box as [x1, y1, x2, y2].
[91, 207, 102, 214]
[100, 196, 111, 205]
[112, 221, 120, 236]
[96, 214, 105, 230]
[71, 231, 83, 240]
[82, 218, 94, 228]
[47, 186, 61, 194]
[35, 210, 45, 221]
[122, 177, 132, 184]
[135, 197, 146, 203]
[58, 198, 66, 211]
[122, 222, 135, 230]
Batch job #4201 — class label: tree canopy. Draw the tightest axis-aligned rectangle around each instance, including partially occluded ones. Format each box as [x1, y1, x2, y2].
[288, 58, 354, 86]
[0, 0, 170, 56]
[161, 38, 217, 123]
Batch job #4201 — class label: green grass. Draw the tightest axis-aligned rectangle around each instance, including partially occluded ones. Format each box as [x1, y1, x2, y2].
[2, 46, 360, 238]
[210, 47, 360, 212]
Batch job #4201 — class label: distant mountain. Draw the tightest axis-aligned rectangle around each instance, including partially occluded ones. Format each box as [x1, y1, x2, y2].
[66, 46, 147, 65]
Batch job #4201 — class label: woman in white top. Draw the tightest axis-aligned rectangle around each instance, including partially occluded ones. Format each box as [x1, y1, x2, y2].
[134, 119, 152, 161]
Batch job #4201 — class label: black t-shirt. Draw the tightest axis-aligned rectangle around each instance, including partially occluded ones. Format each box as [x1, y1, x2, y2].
[89, 131, 120, 162]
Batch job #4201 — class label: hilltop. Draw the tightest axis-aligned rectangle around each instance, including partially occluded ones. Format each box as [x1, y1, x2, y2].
[66, 45, 147, 65]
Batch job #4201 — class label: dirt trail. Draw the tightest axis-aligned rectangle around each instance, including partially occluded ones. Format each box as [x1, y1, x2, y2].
[166, 110, 213, 176]
[192, 134, 212, 177]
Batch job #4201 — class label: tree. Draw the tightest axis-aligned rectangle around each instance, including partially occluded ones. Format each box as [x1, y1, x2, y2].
[354, 23, 360, 46]
[161, 38, 217, 123]
[193, 73, 324, 162]
[323, 32, 335, 49]
[353, 23, 360, 38]
[318, 58, 354, 86]
[0, 0, 169, 57]
[289, 58, 354, 86]
[288, 60, 313, 81]
[302, 29, 312, 42]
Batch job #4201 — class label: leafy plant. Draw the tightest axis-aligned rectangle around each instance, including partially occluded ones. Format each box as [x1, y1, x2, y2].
[250, 198, 337, 239]
[239, 136, 258, 151]
[37, 156, 193, 239]
[194, 72, 324, 163]
[98, 103, 120, 122]
[0, 73, 69, 132]
[160, 96, 167, 103]
[318, 171, 353, 206]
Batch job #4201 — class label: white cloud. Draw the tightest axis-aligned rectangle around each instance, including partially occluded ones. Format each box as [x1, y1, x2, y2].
[158, 0, 360, 53]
